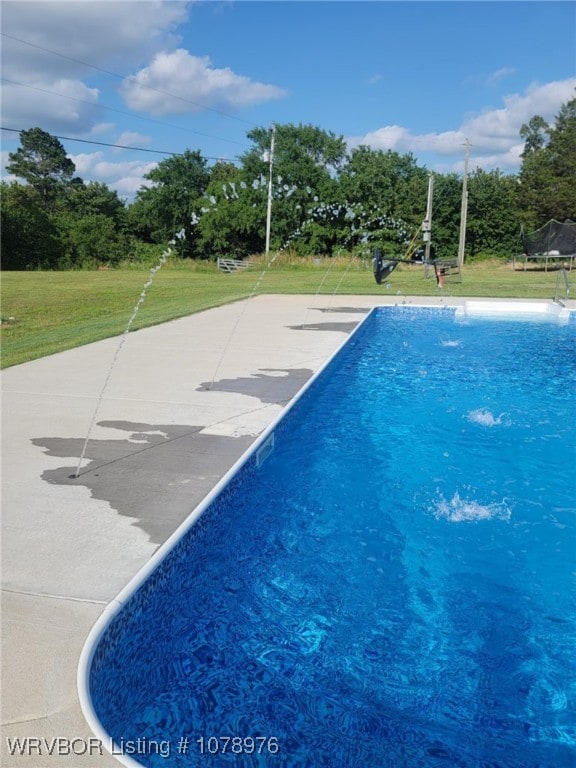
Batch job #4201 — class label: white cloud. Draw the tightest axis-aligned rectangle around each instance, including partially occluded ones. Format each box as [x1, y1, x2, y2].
[70, 151, 158, 198]
[0, 151, 17, 182]
[0, 0, 190, 133]
[486, 67, 515, 86]
[114, 131, 152, 151]
[348, 78, 576, 171]
[349, 125, 466, 156]
[1, 1, 285, 145]
[70, 151, 105, 176]
[435, 143, 526, 175]
[93, 158, 157, 179]
[120, 49, 287, 116]
[2, 1, 188, 78]
[91, 122, 116, 136]
[113, 172, 156, 198]
[1, 78, 102, 134]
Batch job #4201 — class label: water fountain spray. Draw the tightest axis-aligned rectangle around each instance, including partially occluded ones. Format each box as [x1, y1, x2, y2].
[73, 242, 175, 478]
[73, 177, 410, 476]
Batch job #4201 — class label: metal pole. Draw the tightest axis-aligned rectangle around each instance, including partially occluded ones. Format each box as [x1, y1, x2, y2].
[265, 123, 276, 256]
[423, 173, 434, 263]
[457, 139, 470, 267]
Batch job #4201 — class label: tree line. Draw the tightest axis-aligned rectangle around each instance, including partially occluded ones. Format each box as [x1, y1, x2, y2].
[1, 97, 574, 270]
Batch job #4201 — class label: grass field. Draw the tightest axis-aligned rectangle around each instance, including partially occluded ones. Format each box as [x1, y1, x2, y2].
[1, 256, 572, 368]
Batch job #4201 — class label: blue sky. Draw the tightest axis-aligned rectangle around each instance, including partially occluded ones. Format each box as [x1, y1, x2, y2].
[1, 1, 575, 199]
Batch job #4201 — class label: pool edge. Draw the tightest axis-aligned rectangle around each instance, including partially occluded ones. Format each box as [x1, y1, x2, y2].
[77, 304, 380, 765]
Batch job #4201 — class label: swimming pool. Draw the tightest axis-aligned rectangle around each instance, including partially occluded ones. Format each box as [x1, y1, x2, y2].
[80, 305, 576, 767]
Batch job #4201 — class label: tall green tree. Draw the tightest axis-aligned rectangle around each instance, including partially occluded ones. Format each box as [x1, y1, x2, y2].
[6, 127, 75, 210]
[466, 169, 521, 258]
[195, 163, 265, 260]
[338, 146, 428, 221]
[519, 115, 550, 156]
[128, 150, 210, 257]
[426, 174, 462, 261]
[518, 97, 576, 225]
[518, 115, 552, 227]
[239, 123, 348, 253]
[336, 146, 429, 256]
[545, 97, 576, 220]
[61, 180, 126, 221]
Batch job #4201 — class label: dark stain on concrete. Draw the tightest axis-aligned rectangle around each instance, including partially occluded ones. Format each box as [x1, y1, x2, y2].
[314, 307, 371, 315]
[198, 367, 313, 404]
[33, 420, 254, 544]
[288, 321, 360, 333]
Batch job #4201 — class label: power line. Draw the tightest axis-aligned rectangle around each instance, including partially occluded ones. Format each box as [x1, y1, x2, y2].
[0, 126, 234, 162]
[1, 32, 258, 127]
[0, 77, 248, 148]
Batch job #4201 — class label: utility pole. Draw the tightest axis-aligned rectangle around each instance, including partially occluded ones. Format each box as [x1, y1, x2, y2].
[423, 173, 434, 263]
[457, 139, 470, 268]
[265, 123, 276, 256]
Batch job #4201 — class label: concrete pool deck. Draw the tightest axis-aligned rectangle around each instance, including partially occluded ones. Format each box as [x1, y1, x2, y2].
[1, 293, 573, 767]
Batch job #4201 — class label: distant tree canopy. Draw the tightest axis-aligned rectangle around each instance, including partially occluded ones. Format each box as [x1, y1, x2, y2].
[3, 127, 128, 269]
[466, 169, 521, 259]
[2, 100, 575, 270]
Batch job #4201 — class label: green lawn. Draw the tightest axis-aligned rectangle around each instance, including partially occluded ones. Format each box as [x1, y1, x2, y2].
[1, 257, 571, 368]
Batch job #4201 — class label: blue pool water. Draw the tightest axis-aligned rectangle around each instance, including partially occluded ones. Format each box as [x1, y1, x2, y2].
[88, 307, 576, 767]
